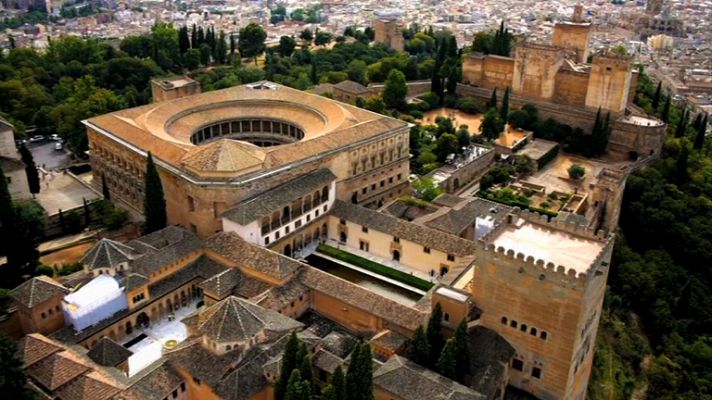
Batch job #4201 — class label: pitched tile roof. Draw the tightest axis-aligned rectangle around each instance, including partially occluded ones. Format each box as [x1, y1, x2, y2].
[373, 355, 486, 400]
[424, 198, 511, 235]
[10, 276, 69, 308]
[254, 279, 309, 310]
[333, 80, 371, 94]
[27, 351, 91, 390]
[198, 268, 242, 299]
[181, 139, 266, 174]
[87, 337, 133, 367]
[123, 273, 149, 292]
[17, 334, 64, 367]
[330, 201, 477, 256]
[222, 168, 336, 225]
[207, 232, 302, 281]
[466, 326, 515, 399]
[313, 348, 344, 374]
[124, 363, 184, 400]
[54, 370, 121, 400]
[184, 296, 302, 343]
[298, 267, 426, 331]
[81, 239, 139, 271]
[128, 226, 204, 277]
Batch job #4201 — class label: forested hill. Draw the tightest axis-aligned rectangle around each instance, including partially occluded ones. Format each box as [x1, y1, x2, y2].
[588, 71, 712, 400]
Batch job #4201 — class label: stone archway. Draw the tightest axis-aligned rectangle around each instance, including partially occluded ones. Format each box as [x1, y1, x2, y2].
[125, 321, 133, 335]
[284, 244, 292, 257]
[136, 312, 150, 328]
[393, 250, 401, 262]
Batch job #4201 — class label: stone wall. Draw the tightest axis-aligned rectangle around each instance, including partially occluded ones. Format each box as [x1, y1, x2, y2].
[554, 69, 589, 107]
[512, 45, 565, 100]
[462, 55, 515, 91]
[585, 54, 633, 113]
[552, 23, 592, 64]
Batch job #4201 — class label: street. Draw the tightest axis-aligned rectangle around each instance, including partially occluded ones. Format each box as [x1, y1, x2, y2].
[27, 140, 72, 171]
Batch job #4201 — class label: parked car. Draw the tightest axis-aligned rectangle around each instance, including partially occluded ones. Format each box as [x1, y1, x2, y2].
[29, 135, 45, 143]
[49, 134, 61, 141]
[15, 139, 27, 147]
[55, 142, 63, 151]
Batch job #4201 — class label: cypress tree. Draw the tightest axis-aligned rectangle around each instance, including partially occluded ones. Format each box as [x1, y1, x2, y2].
[190, 24, 197, 48]
[427, 303, 445, 366]
[693, 113, 708, 150]
[197, 26, 205, 45]
[18, 145, 40, 198]
[500, 87, 510, 122]
[661, 95, 671, 123]
[356, 343, 374, 400]
[310, 64, 318, 85]
[285, 370, 311, 400]
[692, 113, 703, 131]
[215, 30, 227, 64]
[345, 344, 361, 400]
[652, 81, 662, 110]
[178, 25, 190, 54]
[0, 334, 35, 399]
[321, 385, 336, 400]
[143, 152, 167, 234]
[331, 366, 347, 400]
[0, 166, 15, 255]
[101, 174, 110, 200]
[436, 338, 457, 381]
[406, 325, 430, 366]
[676, 142, 689, 183]
[675, 107, 688, 138]
[229, 33, 236, 55]
[276, 332, 300, 400]
[487, 87, 498, 109]
[453, 319, 470, 381]
[83, 197, 91, 226]
[297, 342, 312, 392]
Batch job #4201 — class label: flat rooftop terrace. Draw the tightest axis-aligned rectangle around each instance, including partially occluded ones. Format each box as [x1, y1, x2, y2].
[491, 220, 604, 273]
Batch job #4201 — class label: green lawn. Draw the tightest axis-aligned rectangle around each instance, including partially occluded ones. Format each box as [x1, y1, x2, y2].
[317, 244, 434, 292]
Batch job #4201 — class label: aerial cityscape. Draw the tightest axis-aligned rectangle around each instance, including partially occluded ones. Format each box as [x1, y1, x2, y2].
[0, 0, 709, 399]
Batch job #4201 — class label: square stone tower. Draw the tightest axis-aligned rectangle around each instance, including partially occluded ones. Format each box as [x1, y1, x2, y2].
[552, 5, 592, 63]
[585, 52, 634, 113]
[472, 209, 614, 400]
[512, 43, 565, 100]
[373, 18, 404, 52]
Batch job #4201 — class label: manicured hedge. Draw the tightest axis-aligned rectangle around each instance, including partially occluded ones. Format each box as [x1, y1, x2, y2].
[537, 144, 560, 169]
[317, 244, 434, 291]
[478, 191, 559, 217]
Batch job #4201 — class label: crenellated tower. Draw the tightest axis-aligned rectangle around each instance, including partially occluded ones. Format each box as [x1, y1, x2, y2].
[472, 208, 613, 400]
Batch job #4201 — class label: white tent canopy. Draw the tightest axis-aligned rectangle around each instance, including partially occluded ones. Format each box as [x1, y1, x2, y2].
[62, 274, 128, 332]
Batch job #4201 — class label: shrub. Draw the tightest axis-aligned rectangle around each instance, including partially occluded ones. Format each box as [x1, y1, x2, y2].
[58, 262, 83, 276]
[443, 95, 458, 108]
[419, 92, 440, 108]
[456, 97, 482, 114]
[35, 265, 54, 277]
[417, 100, 432, 112]
[540, 201, 551, 209]
[568, 164, 586, 180]
[409, 110, 424, 119]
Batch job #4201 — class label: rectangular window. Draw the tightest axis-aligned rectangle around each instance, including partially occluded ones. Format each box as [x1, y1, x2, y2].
[295, 220, 302, 228]
[340, 219, 346, 225]
[362, 226, 368, 233]
[362, 188, 367, 194]
[447, 254, 455, 262]
[371, 184, 376, 190]
[397, 173, 402, 180]
[285, 226, 290, 234]
[193, 377, 201, 385]
[393, 237, 400, 243]
[264, 237, 270, 245]
[532, 367, 542, 379]
[315, 210, 319, 217]
[423, 246, 431, 254]
[275, 231, 280, 239]
[187, 196, 195, 212]
[380, 180, 384, 187]
[180, 382, 186, 392]
[172, 389, 178, 398]
[512, 359, 524, 371]
[388, 177, 393, 184]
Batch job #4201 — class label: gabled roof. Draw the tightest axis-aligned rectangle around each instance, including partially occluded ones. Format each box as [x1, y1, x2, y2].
[17, 334, 64, 367]
[198, 268, 242, 299]
[27, 351, 91, 390]
[184, 296, 302, 343]
[333, 80, 371, 94]
[222, 168, 336, 225]
[330, 201, 477, 256]
[373, 355, 486, 400]
[10, 276, 69, 309]
[55, 370, 121, 400]
[80, 238, 138, 271]
[207, 232, 302, 281]
[424, 198, 511, 236]
[87, 337, 133, 367]
[129, 226, 204, 277]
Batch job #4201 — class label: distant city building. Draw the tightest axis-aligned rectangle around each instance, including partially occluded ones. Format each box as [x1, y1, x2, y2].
[373, 10, 404, 52]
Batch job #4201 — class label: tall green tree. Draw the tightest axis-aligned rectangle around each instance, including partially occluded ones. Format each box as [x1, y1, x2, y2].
[479, 108, 504, 141]
[693, 113, 708, 150]
[382, 69, 407, 110]
[299, 29, 313, 45]
[18, 145, 40, 198]
[101, 174, 111, 200]
[675, 141, 689, 183]
[297, 342, 313, 392]
[346, 344, 361, 400]
[278, 36, 297, 57]
[500, 87, 510, 122]
[487, 87, 498, 109]
[238, 23, 267, 65]
[675, 107, 688, 138]
[178, 25, 190, 54]
[286, 370, 311, 400]
[427, 303, 445, 366]
[331, 366, 347, 400]
[276, 332, 300, 400]
[143, 152, 167, 234]
[0, 335, 33, 399]
[452, 319, 470, 381]
[214, 30, 227, 64]
[661, 95, 671, 123]
[190, 24, 197, 48]
[406, 325, 430, 366]
[436, 338, 457, 380]
[652, 81, 662, 110]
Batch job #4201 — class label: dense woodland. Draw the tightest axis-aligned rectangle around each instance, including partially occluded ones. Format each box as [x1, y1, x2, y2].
[0, 22, 710, 399]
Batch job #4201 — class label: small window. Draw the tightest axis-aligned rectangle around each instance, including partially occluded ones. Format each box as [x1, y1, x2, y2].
[180, 382, 186, 392]
[501, 316, 508, 325]
[264, 237, 270, 245]
[541, 331, 548, 340]
[443, 313, 450, 322]
[173, 389, 178, 398]
[275, 231, 280, 239]
[510, 320, 518, 328]
[187, 196, 195, 212]
[532, 367, 542, 379]
[530, 327, 537, 336]
[371, 184, 376, 190]
[362, 226, 368, 233]
[397, 173, 402, 180]
[340, 219, 346, 225]
[193, 377, 201, 385]
[520, 324, 527, 332]
[512, 359, 524, 371]
[447, 254, 455, 262]
[393, 237, 400, 243]
[362, 188, 367, 194]
[41, 312, 46, 319]
[423, 246, 431, 254]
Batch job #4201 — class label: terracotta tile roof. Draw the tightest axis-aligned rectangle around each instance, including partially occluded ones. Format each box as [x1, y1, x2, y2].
[333, 80, 371, 94]
[254, 279, 309, 310]
[466, 326, 515, 398]
[123, 273, 149, 292]
[318, 331, 356, 359]
[330, 201, 477, 256]
[183, 296, 302, 343]
[10, 276, 69, 309]
[207, 232, 302, 281]
[54, 370, 121, 400]
[128, 226, 204, 277]
[298, 267, 426, 331]
[86, 337, 133, 367]
[81, 239, 139, 271]
[373, 355, 486, 400]
[424, 198, 511, 236]
[27, 350, 91, 390]
[222, 168, 336, 225]
[197, 268, 242, 299]
[181, 139, 266, 175]
[124, 363, 184, 400]
[312, 348, 344, 374]
[18, 334, 64, 367]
